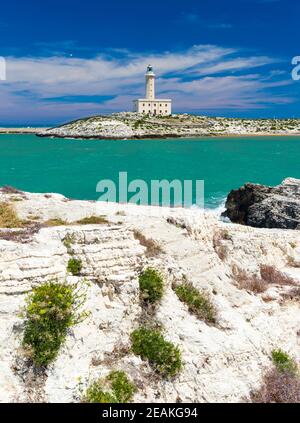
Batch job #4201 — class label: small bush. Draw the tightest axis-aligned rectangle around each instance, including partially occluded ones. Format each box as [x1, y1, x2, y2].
[139, 268, 164, 304]
[131, 327, 182, 377]
[76, 216, 109, 225]
[271, 349, 298, 374]
[234, 268, 268, 293]
[83, 371, 136, 403]
[63, 233, 76, 254]
[175, 283, 217, 324]
[260, 265, 296, 286]
[212, 230, 231, 260]
[0, 202, 23, 228]
[134, 230, 163, 257]
[67, 258, 82, 276]
[22, 281, 87, 367]
[108, 371, 136, 403]
[252, 368, 300, 403]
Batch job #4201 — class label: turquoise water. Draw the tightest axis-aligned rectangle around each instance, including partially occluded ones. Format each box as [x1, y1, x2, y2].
[1, 134, 300, 209]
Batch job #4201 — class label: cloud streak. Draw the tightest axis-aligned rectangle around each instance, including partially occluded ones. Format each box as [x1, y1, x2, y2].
[0, 44, 294, 123]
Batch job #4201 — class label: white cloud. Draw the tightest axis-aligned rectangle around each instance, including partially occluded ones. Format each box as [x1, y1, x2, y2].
[0, 44, 293, 122]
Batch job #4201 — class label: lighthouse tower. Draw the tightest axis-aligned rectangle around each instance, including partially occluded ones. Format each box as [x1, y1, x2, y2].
[134, 65, 172, 116]
[145, 65, 155, 99]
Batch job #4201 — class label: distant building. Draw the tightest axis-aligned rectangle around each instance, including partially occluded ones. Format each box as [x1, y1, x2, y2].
[134, 65, 172, 116]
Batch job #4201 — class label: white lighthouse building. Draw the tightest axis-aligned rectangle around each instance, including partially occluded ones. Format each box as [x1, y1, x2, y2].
[134, 65, 172, 116]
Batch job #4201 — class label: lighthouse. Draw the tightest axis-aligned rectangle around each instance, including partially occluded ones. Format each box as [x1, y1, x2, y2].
[134, 65, 172, 116]
[145, 65, 155, 99]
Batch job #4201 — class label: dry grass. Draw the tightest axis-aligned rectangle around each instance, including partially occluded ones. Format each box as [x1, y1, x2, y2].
[233, 267, 268, 293]
[233, 264, 297, 294]
[0, 202, 24, 228]
[287, 256, 300, 268]
[0, 185, 23, 195]
[43, 216, 109, 227]
[44, 218, 68, 227]
[281, 287, 300, 302]
[133, 230, 164, 257]
[213, 230, 231, 261]
[0, 224, 41, 243]
[252, 369, 300, 403]
[76, 216, 109, 225]
[260, 265, 296, 286]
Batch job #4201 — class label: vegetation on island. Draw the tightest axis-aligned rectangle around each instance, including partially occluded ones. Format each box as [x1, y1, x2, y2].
[40, 112, 300, 140]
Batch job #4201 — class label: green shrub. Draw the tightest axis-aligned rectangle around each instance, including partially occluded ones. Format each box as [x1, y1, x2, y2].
[271, 349, 298, 374]
[131, 327, 182, 377]
[22, 281, 87, 367]
[139, 268, 164, 303]
[175, 283, 216, 324]
[108, 371, 136, 402]
[67, 258, 82, 276]
[84, 371, 136, 403]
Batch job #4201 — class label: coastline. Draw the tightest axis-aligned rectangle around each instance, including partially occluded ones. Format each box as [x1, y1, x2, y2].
[0, 127, 48, 134]
[35, 132, 300, 141]
[34, 112, 300, 140]
[3, 112, 300, 139]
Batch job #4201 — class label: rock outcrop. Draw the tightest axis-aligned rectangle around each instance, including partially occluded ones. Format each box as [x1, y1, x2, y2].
[36, 113, 300, 140]
[223, 178, 300, 229]
[1, 189, 300, 403]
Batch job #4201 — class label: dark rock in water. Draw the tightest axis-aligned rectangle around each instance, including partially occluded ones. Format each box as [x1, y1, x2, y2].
[222, 178, 300, 229]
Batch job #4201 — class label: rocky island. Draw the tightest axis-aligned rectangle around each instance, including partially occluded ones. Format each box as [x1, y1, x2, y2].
[0, 183, 300, 403]
[37, 112, 300, 140]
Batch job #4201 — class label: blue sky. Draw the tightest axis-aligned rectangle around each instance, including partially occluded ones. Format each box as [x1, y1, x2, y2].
[0, 0, 299, 124]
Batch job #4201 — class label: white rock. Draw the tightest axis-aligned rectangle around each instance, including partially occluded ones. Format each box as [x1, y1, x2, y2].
[0, 191, 300, 403]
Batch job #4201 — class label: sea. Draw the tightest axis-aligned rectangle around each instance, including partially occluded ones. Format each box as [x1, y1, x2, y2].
[1, 133, 300, 211]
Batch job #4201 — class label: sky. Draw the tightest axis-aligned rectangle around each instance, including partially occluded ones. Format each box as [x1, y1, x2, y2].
[0, 0, 299, 124]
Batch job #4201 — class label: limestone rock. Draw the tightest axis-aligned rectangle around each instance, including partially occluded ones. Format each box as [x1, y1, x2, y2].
[37, 113, 300, 140]
[0, 190, 300, 403]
